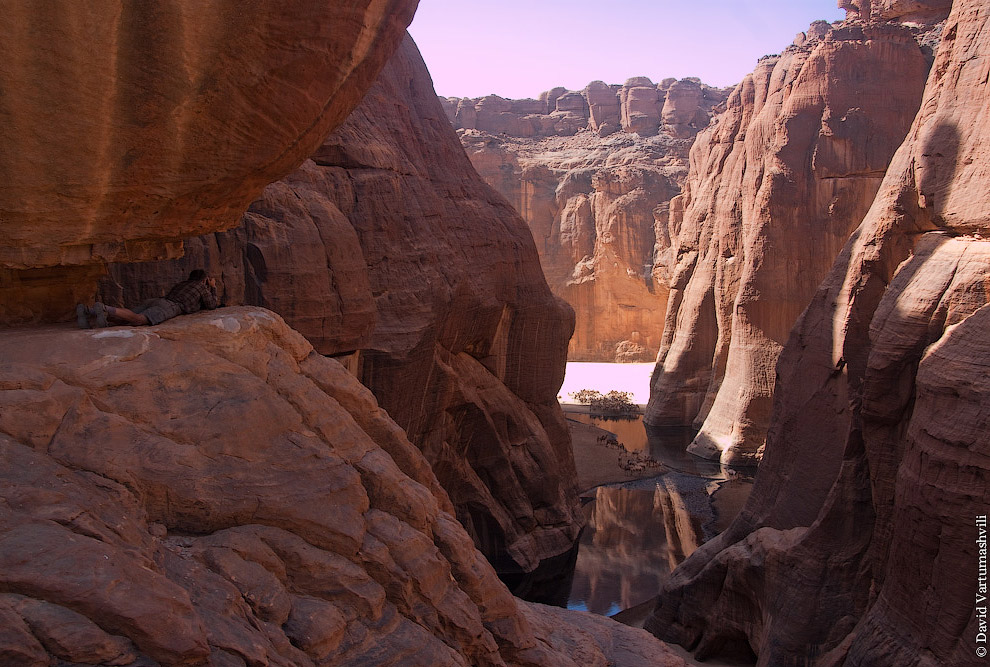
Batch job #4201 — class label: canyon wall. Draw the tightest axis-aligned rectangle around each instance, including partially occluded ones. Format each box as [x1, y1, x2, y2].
[0, 309, 684, 666]
[647, 1, 988, 665]
[449, 80, 729, 361]
[105, 36, 584, 577]
[644, 13, 942, 463]
[0, 0, 418, 325]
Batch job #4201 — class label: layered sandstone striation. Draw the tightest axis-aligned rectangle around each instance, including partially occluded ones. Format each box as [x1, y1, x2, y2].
[0, 0, 417, 324]
[0, 309, 685, 666]
[451, 80, 728, 361]
[105, 36, 583, 576]
[644, 14, 941, 463]
[648, 1, 987, 665]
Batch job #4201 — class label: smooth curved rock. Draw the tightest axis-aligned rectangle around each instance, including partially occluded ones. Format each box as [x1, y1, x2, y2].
[647, 2, 988, 664]
[0, 309, 684, 666]
[105, 35, 583, 575]
[645, 17, 935, 464]
[0, 0, 417, 323]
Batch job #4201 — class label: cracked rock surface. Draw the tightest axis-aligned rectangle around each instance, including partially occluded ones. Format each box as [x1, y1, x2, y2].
[0, 308, 685, 666]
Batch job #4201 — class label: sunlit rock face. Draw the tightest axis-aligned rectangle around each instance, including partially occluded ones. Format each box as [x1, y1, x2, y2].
[451, 79, 728, 361]
[647, 2, 989, 664]
[644, 14, 941, 464]
[0, 0, 417, 324]
[106, 35, 583, 576]
[0, 309, 687, 666]
[841, 0, 953, 22]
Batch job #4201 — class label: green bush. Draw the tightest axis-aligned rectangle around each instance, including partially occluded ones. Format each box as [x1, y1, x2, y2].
[568, 389, 639, 417]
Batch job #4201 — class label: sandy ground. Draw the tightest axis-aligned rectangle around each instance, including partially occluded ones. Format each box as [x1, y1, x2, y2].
[566, 409, 661, 494]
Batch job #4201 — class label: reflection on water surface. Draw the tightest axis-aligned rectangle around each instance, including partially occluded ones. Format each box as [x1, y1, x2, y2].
[563, 415, 755, 616]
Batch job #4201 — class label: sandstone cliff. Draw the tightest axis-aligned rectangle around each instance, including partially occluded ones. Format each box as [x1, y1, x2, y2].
[105, 36, 584, 576]
[451, 80, 728, 361]
[0, 309, 685, 666]
[647, 1, 987, 665]
[644, 14, 942, 463]
[0, 0, 417, 325]
[447, 77, 723, 139]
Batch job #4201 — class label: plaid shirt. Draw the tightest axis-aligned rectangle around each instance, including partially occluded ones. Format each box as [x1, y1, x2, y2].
[164, 280, 218, 314]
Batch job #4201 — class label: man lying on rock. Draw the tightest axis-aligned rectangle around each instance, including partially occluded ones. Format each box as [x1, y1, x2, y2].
[76, 269, 219, 328]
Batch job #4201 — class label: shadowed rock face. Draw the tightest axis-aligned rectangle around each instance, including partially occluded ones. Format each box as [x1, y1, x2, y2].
[0, 0, 417, 324]
[452, 80, 728, 361]
[105, 35, 583, 576]
[0, 309, 686, 666]
[647, 1, 988, 664]
[644, 16, 939, 464]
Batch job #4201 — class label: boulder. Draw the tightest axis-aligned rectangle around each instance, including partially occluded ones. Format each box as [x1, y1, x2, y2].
[540, 87, 569, 115]
[585, 81, 621, 132]
[620, 77, 661, 136]
[0, 309, 684, 666]
[555, 92, 589, 114]
[0, 0, 417, 324]
[660, 79, 705, 138]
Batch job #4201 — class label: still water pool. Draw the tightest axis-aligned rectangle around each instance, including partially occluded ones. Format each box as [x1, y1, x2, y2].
[564, 414, 755, 616]
[504, 363, 755, 617]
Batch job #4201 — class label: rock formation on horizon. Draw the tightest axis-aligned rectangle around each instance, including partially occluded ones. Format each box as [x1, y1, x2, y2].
[647, 1, 988, 665]
[644, 10, 945, 464]
[445, 79, 729, 361]
[0, 0, 418, 326]
[104, 35, 584, 579]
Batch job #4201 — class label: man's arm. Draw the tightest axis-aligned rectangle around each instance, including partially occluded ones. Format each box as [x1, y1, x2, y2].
[201, 278, 219, 310]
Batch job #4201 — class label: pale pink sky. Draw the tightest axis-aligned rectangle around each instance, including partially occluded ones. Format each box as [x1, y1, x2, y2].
[409, 0, 847, 99]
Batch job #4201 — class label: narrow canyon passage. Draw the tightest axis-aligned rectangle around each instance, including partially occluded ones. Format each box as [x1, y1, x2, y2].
[1, 0, 987, 665]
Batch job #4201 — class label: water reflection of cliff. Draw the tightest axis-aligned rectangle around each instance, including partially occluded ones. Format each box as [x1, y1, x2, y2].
[564, 415, 755, 615]
[569, 475, 726, 614]
[569, 487, 662, 614]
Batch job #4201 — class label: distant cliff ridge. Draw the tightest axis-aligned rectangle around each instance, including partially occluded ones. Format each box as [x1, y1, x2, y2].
[443, 77, 726, 139]
[446, 78, 730, 361]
